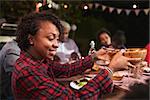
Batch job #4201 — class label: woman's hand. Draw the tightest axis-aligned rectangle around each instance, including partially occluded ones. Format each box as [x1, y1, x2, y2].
[108, 50, 142, 72]
[95, 48, 110, 61]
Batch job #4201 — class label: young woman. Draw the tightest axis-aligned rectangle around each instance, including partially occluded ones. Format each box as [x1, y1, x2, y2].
[12, 11, 140, 99]
[96, 28, 112, 49]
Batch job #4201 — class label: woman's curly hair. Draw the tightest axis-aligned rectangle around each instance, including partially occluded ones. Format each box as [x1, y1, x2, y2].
[16, 11, 63, 51]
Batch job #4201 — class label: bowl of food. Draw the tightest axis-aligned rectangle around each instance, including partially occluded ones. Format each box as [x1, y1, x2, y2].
[112, 72, 124, 81]
[123, 48, 147, 60]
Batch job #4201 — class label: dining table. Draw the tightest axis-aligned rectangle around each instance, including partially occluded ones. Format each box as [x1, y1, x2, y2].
[56, 60, 150, 99]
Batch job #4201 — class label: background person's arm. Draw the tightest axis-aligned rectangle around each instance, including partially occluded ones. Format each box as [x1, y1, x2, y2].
[3, 49, 20, 73]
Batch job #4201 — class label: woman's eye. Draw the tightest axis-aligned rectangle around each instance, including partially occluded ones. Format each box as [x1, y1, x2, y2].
[48, 37, 54, 41]
[57, 39, 60, 43]
[57, 38, 59, 41]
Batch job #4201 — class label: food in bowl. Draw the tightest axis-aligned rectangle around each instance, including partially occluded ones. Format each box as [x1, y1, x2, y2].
[123, 48, 147, 60]
[112, 72, 123, 81]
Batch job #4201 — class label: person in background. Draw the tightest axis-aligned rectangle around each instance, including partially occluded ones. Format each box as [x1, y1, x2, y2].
[96, 28, 112, 49]
[0, 39, 20, 100]
[12, 11, 141, 99]
[145, 43, 150, 64]
[112, 30, 126, 49]
[56, 20, 81, 64]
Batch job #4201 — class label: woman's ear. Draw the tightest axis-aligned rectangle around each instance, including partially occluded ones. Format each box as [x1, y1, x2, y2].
[28, 34, 34, 45]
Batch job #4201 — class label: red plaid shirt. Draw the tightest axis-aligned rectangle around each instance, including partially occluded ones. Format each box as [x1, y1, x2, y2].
[12, 51, 113, 99]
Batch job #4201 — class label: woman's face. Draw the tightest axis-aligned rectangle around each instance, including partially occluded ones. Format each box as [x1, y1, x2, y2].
[29, 21, 60, 59]
[99, 32, 111, 46]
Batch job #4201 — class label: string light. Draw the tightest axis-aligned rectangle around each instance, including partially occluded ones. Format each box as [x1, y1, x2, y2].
[63, 4, 69, 9]
[133, 4, 137, 9]
[71, 24, 77, 31]
[83, 5, 89, 10]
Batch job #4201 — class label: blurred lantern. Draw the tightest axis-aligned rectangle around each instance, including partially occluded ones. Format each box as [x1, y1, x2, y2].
[71, 24, 77, 31]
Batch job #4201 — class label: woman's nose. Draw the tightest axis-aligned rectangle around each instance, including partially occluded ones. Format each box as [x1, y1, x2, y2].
[53, 40, 59, 48]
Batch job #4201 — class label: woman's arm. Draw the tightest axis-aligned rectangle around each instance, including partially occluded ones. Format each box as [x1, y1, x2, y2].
[48, 55, 94, 78]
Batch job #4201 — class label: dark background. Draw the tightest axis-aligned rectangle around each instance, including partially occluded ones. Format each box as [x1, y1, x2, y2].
[0, 0, 149, 56]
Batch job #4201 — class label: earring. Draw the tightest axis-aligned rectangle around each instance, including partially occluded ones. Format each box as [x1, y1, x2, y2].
[30, 42, 34, 46]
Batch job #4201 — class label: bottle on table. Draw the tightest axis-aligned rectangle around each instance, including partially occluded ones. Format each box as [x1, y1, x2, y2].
[88, 40, 96, 55]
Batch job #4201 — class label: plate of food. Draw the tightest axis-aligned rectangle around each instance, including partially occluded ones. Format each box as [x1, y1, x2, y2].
[70, 77, 90, 90]
[124, 48, 147, 60]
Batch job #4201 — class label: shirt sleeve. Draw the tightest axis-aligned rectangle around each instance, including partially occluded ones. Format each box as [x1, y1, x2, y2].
[48, 55, 94, 78]
[14, 67, 77, 99]
[15, 67, 112, 99]
[79, 69, 113, 98]
[3, 49, 20, 72]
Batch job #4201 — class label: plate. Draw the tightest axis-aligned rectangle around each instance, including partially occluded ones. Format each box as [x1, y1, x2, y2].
[143, 72, 150, 76]
[113, 80, 123, 83]
[70, 77, 91, 90]
[70, 81, 84, 90]
[142, 67, 150, 73]
[113, 70, 134, 77]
